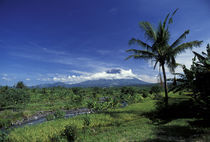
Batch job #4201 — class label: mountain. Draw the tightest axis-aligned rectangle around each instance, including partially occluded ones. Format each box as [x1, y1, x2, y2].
[35, 82, 70, 88]
[35, 78, 149, 88]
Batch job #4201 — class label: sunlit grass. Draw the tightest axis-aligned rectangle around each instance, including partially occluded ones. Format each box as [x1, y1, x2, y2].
[7, 94, 210, 142]
[8, 100, 156, 142]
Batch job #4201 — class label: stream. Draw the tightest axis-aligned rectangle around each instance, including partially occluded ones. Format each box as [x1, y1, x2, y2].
[2, 108, 92, 131]
[1, 102, 127, 132]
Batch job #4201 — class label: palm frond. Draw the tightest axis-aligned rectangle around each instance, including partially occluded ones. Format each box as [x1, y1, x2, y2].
[125, 54, 154, 60]
[163, 13, 170, 28]
[193, 51, 205, 63]
[129, 38, 152, 50]
[153, 60, 159, 70]
[193, 51, 206, 66]
[170, 30, 190, 49]
[125, 49, 156, 60]
[156, 22, 170, 46]
[139, 22, 156, 42]
[172, 40, 202, 56]
[169, 8, 179, 24]
[167, 56, 177, 73]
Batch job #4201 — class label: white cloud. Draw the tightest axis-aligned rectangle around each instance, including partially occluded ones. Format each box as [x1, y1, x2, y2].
[39, 68, 157, 84]
[25, 78, 31, 81]
[1, 73, 12, 81]
[2, 76, 11, 81]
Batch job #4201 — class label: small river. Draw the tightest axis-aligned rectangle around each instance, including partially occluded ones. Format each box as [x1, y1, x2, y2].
[1, 102, 127, 132]
[12, 108, 92, 128]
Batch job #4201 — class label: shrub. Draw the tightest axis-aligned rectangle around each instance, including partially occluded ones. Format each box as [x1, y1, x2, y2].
[138, 89, 149, 98]
[22, 111, 32, 119]
[0, 131, 8, 142]
[0, 89, 30, 108]
[121, 87, 136, 96]
[142, 92, 148, 98]
[86, 101, 94, 109]
[83, 116, 90, 127]
[71, 95, 83, 105]
[15, 81, 26, 89]
[46, 114, 55, 121]
[82, 116, 90, 139]
[62, 125, 78, 142]
[132, 94, 144, 103]
[0, 119, 11, 129]
[54, 110, 65, 119]
[50, 135, 64, 142]
[150, 86, 162, 95]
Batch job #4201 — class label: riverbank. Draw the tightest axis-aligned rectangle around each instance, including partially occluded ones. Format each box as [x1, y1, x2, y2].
[9, 108, 92, 129]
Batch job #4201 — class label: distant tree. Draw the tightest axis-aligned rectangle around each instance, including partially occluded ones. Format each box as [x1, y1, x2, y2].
[0, 88, 30, 107]
[126, 9, 202, 106]
[71, 87, 81, 95]
[121, 87, 135, 96]
[150, 86, 162, 95]
[15, 81, 26, 89]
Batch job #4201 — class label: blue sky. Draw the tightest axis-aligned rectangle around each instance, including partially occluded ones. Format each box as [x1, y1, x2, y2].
[0, 0, 210, 86]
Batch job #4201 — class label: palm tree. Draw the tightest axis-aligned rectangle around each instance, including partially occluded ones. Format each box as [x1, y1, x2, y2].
[126, 9, 202, 106]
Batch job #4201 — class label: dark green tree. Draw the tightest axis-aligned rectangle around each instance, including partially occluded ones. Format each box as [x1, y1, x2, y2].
[170, 44, 210, 118]
[150, 86, 162, 96]
[126, 9, 202, 106]
[15, 81, 26, 89]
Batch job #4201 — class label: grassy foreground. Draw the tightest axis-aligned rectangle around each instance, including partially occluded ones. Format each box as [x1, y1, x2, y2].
[8, 95, 210, 142]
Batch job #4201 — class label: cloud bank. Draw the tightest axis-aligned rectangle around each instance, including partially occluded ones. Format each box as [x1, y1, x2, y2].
[37, 68, 157, 84]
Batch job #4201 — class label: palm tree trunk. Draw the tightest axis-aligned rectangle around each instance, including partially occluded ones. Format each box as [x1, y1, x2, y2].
[161, 64, 168, 107]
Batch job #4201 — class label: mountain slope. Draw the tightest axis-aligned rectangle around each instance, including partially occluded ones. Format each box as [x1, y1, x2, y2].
[35, 78, 149, 88]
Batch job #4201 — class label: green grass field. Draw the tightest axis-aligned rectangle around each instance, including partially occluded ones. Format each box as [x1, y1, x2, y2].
[7, 94, 210, 142]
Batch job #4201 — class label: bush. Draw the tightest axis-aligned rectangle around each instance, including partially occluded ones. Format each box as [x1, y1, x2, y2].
[138, 89, 149, 98]
[83, 116, 90, 127]
[0, 119, 11, 129]
[150, 86, 162, 95]
[46, 114, 55, 121]
[62, 125, 78, 142]
[121, 87, 136, 96]
[54, 110, 65, 119]
[86, 101, 94, 109]
[50, 135, 64, 142]
[132, 94, 144, 103]
[0, 89, 30, 108]
[0, 131, 8, 142]
[15, 81, 26, 89]
[142, 92, 148, 98]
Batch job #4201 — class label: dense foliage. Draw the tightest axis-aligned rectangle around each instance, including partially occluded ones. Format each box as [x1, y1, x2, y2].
[170, 44, 210, 118]
[0, 85, 152, 129]
[0, 87, 30, 108]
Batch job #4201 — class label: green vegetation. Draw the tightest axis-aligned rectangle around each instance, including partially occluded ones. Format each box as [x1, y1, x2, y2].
[0, 86, 151, 129]
[170, 44, 210, 119]
[126, 9, 202, 105]
[6, 93, 210, 142]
